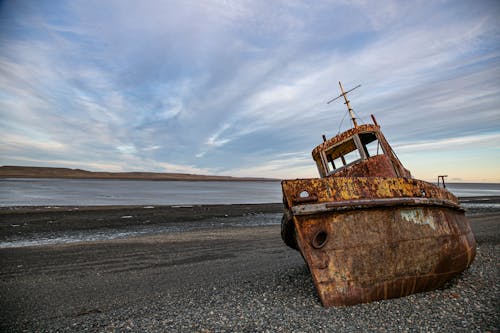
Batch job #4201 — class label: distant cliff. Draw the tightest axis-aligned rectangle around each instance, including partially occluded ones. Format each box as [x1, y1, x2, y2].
[0, 166, 278, 181]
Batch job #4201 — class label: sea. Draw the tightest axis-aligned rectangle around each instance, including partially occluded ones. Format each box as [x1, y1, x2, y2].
[1, 179, 499, 248]
[1, 178, 500, 207]
[0, 178, 283, 206]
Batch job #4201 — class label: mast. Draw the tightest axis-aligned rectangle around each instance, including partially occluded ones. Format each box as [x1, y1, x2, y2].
[339, 82, 358, 128]
[327, 81, 361, 128]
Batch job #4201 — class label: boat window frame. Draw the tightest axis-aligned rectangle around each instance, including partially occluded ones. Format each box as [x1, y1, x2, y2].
[321, 134, 365, 175]
[320, 131, 385, 176]
[358, 131, 385, 158]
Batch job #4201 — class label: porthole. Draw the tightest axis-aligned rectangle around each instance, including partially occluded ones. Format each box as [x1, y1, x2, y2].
[312, 230, 328, 249]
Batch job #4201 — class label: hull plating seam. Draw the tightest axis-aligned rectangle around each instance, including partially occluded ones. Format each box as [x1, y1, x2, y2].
[291, 197, 462, 215]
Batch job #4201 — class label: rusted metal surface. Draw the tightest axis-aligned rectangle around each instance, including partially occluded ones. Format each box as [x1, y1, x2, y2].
[281, 177, 476, 306]
[292, 197, 463, 215]
[312, 124, 378, 160]
[312, 124, 411, 179]
[282, 177, 459, 208]
[438, 175, 448, 188]
[328, 155, 397, 178]
[292, 205, 475, 306]
[280, 94, 476, 306]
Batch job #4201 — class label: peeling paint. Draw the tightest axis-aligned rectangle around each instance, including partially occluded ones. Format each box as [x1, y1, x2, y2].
[400, 208, 436, 230]
[280, 93, 475, 307]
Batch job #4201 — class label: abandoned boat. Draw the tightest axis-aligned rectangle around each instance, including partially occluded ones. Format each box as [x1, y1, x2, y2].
[281, 82, 476, 307]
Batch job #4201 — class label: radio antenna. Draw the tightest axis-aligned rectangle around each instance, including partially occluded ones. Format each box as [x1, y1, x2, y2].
[327, 82, 361, 128]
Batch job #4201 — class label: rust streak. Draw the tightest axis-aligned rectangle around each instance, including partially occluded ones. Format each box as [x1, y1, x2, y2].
[280, 84, 476, 307]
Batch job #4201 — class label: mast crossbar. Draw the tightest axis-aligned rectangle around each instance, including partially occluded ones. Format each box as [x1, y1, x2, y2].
[327, 82, 361, 128]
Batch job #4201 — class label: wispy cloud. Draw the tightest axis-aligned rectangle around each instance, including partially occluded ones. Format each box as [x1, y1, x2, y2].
[227, 153, 314, 179]
[0, 0, 499, 181]
[395, 133, 500, 153]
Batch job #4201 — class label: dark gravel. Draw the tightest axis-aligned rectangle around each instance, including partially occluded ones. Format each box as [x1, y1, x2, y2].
[0, 200, 498, 332]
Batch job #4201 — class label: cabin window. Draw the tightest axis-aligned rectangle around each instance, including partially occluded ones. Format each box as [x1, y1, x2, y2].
[324, 138, 361, 173]
[359, 132, 383, 157]
[344, 149, 361, 164]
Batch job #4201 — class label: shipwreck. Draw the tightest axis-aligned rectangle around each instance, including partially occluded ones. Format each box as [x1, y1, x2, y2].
[281, 82, 476, 306]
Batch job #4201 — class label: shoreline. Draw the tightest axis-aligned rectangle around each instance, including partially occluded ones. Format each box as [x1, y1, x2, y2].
[0, 198, 498, 331]
[0, 203, 284, 249]
[1, 195, 499, 211]
[1, 198, 499, 248]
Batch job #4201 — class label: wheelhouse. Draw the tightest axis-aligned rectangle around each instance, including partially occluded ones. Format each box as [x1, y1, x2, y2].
[312, 123, 411, 179]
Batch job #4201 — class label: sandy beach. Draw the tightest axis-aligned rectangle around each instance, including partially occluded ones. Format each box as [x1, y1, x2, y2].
[0, 198, 498, 332]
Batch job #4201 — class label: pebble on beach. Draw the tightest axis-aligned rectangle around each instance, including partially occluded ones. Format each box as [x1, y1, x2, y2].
[0, 202, 498, 332]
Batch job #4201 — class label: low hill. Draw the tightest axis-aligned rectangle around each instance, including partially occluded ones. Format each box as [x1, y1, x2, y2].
[0, 166, 278, 181]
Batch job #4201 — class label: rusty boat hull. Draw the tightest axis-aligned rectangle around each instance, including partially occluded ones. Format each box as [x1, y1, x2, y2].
[281, 82, 476, 306]
[281, 177, 476, 307]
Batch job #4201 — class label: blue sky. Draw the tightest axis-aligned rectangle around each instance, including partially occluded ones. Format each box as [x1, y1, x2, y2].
[1, 0, 499, 182]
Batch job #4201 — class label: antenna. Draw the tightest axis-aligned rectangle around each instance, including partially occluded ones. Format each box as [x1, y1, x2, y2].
[327, 82, 361, 128]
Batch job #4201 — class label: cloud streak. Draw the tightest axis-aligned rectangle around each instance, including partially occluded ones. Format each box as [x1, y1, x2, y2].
[0, 0, 499, 181]
[395, 133, 500, 153]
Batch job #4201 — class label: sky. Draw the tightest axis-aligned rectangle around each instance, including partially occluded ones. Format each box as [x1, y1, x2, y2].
[0, 0, 499, 182]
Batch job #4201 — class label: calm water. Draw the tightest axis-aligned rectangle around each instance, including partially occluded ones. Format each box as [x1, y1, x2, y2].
[1, 178, 499, 207]
[0, 178, 283, 206]
[1, 179, 499, 248]
[444, 183, 500, 197]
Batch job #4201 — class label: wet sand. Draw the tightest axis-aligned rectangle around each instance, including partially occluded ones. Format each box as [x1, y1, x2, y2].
[0, 203, 284, 238]
[0, 198, 498, 332]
